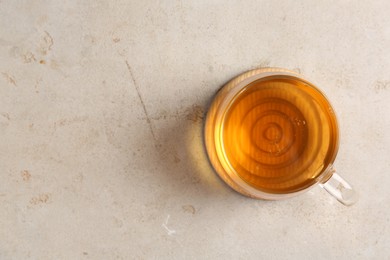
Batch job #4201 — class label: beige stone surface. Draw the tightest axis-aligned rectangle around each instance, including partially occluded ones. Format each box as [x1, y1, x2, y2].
[1, 0, 389, 259]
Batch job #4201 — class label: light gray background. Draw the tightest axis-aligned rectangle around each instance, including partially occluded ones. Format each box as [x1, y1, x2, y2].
[1, 1, 389, 259]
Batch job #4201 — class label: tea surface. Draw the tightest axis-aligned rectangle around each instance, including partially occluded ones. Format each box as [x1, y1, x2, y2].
[222, 76, 338, 193]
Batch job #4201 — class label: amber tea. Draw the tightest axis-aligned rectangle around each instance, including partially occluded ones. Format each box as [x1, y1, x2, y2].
[221, 76, 339, 193]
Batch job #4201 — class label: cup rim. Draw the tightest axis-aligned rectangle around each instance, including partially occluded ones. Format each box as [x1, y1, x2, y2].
[204, 67, 339, 200]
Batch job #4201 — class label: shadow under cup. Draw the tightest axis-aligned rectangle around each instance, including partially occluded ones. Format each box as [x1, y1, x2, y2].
[204, 68, 356, 204]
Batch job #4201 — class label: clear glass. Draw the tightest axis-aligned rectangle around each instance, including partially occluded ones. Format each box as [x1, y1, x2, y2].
[320, 168, 358, 206]
[204, 67, 357, 205]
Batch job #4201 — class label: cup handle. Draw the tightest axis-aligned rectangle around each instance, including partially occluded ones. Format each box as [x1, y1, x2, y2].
[319, 168, 358, 206]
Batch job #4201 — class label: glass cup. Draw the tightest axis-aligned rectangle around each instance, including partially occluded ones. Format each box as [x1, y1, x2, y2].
[204, 68, 357, 205]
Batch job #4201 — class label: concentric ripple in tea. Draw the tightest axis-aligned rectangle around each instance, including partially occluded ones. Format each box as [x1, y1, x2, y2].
[222, 77, 338, 193]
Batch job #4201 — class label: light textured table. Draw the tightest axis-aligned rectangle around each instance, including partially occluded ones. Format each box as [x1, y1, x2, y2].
[1, 1, 389, 259]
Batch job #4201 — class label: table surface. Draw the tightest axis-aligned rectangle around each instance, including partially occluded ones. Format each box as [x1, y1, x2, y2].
[1, 1, 389, 259]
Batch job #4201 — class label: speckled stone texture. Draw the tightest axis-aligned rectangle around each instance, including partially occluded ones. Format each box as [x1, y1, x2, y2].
[1, 1, 389, 259]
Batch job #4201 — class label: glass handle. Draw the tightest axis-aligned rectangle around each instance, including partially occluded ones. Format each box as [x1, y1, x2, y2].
[320, 169, 358, 206]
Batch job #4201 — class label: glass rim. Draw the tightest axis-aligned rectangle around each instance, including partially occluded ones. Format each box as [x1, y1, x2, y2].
[204, 67, 340, 200]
